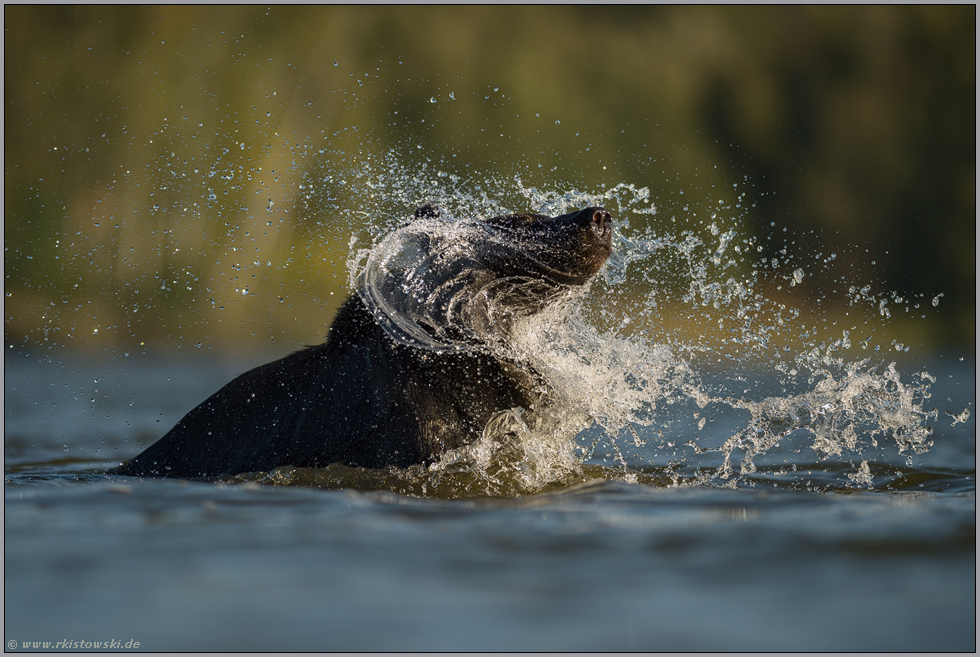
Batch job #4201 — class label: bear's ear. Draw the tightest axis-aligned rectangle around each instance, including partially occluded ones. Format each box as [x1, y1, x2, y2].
[414, 203, 440, 220]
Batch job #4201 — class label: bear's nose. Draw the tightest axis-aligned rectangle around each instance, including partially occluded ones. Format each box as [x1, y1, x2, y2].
[588, 208, 612, 235]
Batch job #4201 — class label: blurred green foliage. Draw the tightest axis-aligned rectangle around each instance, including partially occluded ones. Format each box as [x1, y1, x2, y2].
[4, 5, 975, 355]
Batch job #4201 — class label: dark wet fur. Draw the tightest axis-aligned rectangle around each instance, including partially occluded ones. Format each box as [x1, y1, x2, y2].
[113, 206, 612, 478]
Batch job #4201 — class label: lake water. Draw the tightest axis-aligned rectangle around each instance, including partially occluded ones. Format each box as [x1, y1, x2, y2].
[4, 347, 975, 651]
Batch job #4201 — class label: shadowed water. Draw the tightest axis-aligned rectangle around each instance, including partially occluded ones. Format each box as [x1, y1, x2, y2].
[4, 345, 975, 652]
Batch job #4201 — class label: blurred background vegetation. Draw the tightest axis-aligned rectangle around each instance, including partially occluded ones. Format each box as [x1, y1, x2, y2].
[5, 5, 975, 358]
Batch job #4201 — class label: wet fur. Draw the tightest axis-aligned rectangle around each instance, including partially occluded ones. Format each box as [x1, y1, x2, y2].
[113, 205, 612, 478]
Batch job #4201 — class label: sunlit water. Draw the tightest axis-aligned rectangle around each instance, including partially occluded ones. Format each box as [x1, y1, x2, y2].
[5, 176, 975, 651]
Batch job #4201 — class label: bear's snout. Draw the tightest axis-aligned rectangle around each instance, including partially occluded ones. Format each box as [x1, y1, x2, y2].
[584, 207, 613, 239]
[570, 207, 613, 253]
[589, 207, 612, 226]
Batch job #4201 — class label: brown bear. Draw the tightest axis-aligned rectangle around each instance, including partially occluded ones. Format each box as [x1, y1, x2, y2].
[112, 204, 613, 478]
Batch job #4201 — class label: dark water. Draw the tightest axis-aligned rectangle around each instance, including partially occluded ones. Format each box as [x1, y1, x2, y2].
[4, 349, 976, 651]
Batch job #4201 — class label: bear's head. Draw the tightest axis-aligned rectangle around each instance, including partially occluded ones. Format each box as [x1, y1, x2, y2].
[356, 205, 614, 352]
[481, 207, 613, 285]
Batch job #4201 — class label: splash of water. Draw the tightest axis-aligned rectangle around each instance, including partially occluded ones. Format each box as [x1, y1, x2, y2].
[282, 159, 949, 496]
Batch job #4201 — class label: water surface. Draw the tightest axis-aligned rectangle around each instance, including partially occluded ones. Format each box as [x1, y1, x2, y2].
[4, 350, 974, 651]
